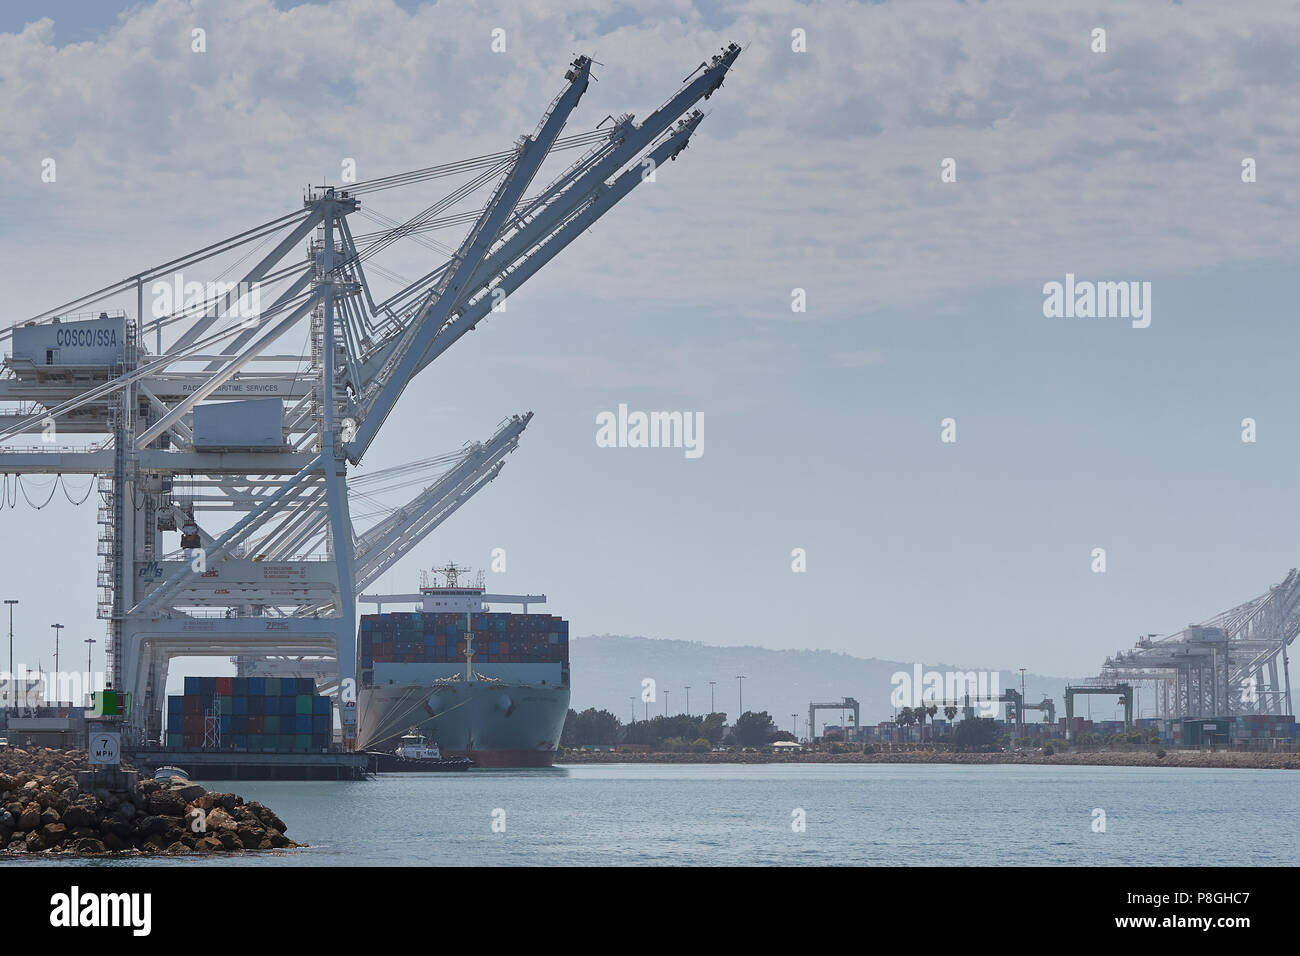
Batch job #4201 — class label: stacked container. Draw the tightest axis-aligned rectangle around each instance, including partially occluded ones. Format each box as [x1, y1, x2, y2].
[360, 611, 568, 667]
[165, 675, 332, 752]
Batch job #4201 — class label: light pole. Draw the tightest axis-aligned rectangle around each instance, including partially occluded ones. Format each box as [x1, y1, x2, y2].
[736, 675, 747, 716]
[792, 713, 798, 738]
[684, 685, 691, 716]
[629, 696, 636, 725]
[664, 689, 670, 717]
[1019, 667, 1027, 744]
[4, 599, 16, 711]
[51, 623, 64, 702]
[85, 638, 97, 699]
[708, 681, 716, 715]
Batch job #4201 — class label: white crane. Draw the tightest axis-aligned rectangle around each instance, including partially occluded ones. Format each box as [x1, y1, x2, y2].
[0, 44, 744, 748]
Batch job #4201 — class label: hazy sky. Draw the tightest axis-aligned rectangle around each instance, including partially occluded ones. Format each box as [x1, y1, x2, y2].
[2, 0, 1299, 695]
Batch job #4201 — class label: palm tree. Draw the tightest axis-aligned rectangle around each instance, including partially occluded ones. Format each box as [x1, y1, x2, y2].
[897, 707, 914, 744]
[926, 704, 938, 743]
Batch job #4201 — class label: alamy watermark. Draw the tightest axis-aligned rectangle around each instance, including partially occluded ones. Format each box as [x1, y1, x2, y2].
[595, 404, 703, 459]
[890, 663, 1001, 717]
[1042, 273, 1151, 329]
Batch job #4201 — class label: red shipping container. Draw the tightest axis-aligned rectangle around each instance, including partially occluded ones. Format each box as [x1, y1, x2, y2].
[184, 695, 201, 715]
[247, 715, 264, 733]
[216, 676, 233, 695]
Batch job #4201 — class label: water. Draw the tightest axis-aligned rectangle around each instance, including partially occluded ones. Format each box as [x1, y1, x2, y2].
[10, 763, 1297, 866]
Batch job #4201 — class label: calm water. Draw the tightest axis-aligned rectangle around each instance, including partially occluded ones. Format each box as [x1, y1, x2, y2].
[10, 763, 1298, 866]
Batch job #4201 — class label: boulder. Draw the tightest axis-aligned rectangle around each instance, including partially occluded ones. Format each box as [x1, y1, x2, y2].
[102, 833, 128, 853]
[146, 790, 187, 817]
[40, 822, 69, 844]
[195, 835, 222, 853]
[74, 837, 106, 855]
[17, 806, 40, 831]
[39, 807, 60, 826]
[61, 804, 95, 829]
[217, 830, 242, 851]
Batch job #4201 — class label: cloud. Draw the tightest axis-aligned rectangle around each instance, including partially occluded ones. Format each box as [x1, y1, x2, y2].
[1, 0, 1298, 329]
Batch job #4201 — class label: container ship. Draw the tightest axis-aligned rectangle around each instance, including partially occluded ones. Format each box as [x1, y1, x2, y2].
[356, 563, 569, 767]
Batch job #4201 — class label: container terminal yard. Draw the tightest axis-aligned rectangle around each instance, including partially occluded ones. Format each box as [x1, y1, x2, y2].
[0, 43, 744, 776]
[0, 28, 1295, 773]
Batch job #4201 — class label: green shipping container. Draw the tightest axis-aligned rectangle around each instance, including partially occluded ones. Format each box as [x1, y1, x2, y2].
[265, 677, 280, 696]
[296, 734, 311, 751]
[296, 694, 312, 714]
[265, 715, 280, 734]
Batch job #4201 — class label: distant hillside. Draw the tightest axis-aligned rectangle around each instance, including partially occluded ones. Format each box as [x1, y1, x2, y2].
[569, 635, 1100, 729]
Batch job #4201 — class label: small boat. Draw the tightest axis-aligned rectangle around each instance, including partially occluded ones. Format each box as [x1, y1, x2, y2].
[153, 765, 190, 782]
[367, 729, 473, 772]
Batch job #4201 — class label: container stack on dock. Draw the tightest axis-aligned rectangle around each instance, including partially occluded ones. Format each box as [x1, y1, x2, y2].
[166, 677, 332, 752]
[360, 611, 568, 667]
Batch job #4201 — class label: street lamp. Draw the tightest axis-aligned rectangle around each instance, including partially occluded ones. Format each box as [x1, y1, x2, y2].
[735, 675, 747, 716]
[791, 713, 798, 738]
[628, 696, 636, 725]
[4, 599, 16, 711]
[51, 623, 64, 702]
[684, 685, 691, 716]
[708, 681, 716, 715]
[664, 689, 670, 717]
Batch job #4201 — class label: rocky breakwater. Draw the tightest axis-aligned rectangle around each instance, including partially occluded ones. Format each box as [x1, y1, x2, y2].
[0, 746, 302, 856]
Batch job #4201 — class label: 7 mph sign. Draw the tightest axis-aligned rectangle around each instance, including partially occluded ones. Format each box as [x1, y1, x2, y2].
[89, 731, 121, 766]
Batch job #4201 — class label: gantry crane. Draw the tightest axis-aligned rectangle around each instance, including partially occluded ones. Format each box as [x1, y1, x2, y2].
[0, 43, 744, 748]
[1094, 569, 1300, 718]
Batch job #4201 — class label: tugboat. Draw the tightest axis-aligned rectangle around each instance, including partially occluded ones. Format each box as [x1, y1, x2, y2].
[367, 728, 473, 773]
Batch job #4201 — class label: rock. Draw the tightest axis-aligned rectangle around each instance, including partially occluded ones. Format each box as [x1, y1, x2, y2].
[237, 825, 266, 849]
[195, 835, 222, 853]
[24, 829, 51, 852]
[39, 807, 60, 826]
[69, 827, 99, 840]
[146, 790, 187, 817]
[41, 822, 68, 844]
[135, 815, 170, 836]
[22, 780, 39, 791]
[74, 837, 106, 855]
[217, 830, 242, 851]
[169, 782, 206, 803]
[142, 833, 170, 852]
[117, 801, 137, 821]
[102, 833, 128, 852]
[17, 806, 40, 831]
[163, 841, 191, 855]
[205, 808, 237, 831]
[61, 805, 94, 829]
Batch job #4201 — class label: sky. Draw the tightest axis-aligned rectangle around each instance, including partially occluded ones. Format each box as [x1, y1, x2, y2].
[1, 0, 1299, 700]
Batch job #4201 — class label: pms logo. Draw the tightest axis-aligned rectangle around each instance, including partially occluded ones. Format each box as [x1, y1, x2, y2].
[264, 621, 289, 631]
[137, 562, 163, 579]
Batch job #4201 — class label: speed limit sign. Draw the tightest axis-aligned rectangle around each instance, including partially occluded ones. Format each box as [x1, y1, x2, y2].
[89, 730, 121, 766]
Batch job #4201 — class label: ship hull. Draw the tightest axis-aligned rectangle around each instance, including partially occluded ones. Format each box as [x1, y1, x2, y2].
[357, 680, 569, 768]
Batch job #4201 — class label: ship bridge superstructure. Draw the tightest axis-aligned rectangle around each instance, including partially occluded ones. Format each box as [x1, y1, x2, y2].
[0, 44, 744, 748]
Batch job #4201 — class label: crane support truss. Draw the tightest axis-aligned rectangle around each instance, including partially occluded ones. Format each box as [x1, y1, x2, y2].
[1092, 569, 1300, 720]
[0, 44, 745, 748]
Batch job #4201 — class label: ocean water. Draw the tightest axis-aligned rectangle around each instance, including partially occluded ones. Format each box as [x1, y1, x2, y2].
[10, 763, 1298, 866]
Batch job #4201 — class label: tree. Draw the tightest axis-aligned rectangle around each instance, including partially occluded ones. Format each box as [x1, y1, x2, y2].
[700, 712, 728, 745]
[952, 717, 1001, 752]
[732, 710, 778, 747]
[563, 707, 620, 746]
[926, 704, 938, 741]
[897, 707, 915, 742]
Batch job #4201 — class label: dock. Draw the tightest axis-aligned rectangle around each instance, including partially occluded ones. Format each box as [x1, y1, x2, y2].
[130, 749, 371, 781]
